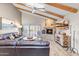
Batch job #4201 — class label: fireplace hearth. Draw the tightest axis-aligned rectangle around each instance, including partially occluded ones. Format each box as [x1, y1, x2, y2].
[46, 28, 53, 34]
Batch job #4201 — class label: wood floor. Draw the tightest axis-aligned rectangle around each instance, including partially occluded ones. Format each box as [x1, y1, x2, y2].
[49, 40, 79, 56]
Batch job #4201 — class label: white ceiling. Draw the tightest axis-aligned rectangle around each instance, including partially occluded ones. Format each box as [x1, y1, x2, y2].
[45, 4, 71, 16]
[13, 3, 79, 20]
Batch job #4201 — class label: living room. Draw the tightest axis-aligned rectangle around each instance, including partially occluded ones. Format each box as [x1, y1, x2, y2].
[0, 3, 79, 56]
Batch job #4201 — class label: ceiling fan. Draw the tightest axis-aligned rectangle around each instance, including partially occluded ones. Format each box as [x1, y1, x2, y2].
[24, 3, 46, 13]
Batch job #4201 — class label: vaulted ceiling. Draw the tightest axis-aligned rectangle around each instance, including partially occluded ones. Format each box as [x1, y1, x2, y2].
[13, 3, 79, 21]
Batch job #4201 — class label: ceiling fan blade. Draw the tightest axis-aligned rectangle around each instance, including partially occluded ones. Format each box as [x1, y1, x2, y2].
[32, 8, 36, 13]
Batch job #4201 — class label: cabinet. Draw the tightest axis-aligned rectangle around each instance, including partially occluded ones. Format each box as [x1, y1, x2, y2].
[55, 20, 70, 48]
[55, 33, 63, 46]
[63, 34, 70, 48]
[55, 32, 70, 48]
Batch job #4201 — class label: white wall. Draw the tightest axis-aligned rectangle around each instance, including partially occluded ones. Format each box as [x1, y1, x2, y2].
[64, 12, 79, 53]
[0, 3, 21, 23]
[22, 12, 44, 25]
[0, 3, 21, 34]
[22, 12, 45, 36]
[22, 12, 55, 41]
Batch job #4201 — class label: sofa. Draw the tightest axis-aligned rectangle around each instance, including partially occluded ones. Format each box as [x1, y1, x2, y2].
[0, 32, 50, 56]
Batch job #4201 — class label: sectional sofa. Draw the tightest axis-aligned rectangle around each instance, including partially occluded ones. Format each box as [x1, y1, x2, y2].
[0, 32, 50, 56]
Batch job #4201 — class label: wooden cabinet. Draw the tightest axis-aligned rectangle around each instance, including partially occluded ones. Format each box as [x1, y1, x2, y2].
[55, 20, 70, 48]
[63, 34, 69, 48]
[55, 33, 70, 48]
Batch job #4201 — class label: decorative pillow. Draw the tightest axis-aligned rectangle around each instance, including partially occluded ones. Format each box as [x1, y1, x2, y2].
[15, 33, 19, 38]
[23, 37, 28, 40]
[0, 35, 3, 40]
[9, 34, 15, 40]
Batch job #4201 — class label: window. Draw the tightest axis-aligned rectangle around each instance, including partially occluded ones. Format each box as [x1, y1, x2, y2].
[23, 25, 41, 37]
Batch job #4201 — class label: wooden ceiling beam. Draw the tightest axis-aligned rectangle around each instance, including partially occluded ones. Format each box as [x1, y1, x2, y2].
[16, 3, 31, 9]
[16, 7, 57, 21]
[47, 3, 78, 13]
[46, 11, 64, 18]
[15, 3, 64, 18]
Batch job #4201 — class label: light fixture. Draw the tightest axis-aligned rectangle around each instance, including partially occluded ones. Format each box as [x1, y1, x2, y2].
[32, 8, 36, 13]
[24, 3, 46, 13]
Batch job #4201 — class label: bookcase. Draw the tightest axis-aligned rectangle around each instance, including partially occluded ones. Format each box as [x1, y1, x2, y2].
[55, 20, 70, 48]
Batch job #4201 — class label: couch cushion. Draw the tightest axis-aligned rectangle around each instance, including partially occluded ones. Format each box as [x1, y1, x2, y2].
[9, 34, 15, 40]
[0, 40, 17, 46]
[17, 40, 50, 46]
[0, 35, 3, 40]
[0, 36, 24, 46]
